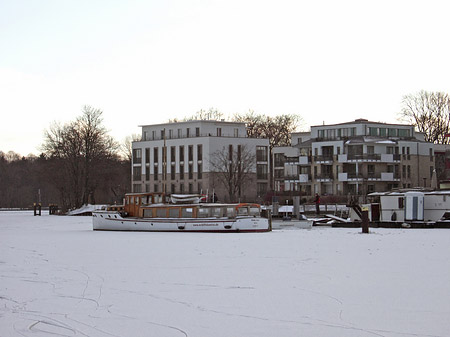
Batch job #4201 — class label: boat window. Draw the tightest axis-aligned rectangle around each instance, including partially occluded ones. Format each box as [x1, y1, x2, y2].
[143, 209, 153, 218]
[212, 207, 223, 218]
[154, 195, 162, 203]
[226, 207, 235, 218]
[181, 208, 194, 218]
[237, 207, 249, 216]
[198, 208, 210, 218]
[249, 207, 260, 216]
[135, 197, 139, 205]
[169, 208, 179, 218]
[156, 208, 167, 218]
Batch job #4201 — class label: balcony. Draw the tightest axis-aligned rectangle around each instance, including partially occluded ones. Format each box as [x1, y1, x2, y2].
[314, 155, 334, 163]
[338, 172, 401, 182]
[315, 173, 334, 182]
[339, 153, 401, 163]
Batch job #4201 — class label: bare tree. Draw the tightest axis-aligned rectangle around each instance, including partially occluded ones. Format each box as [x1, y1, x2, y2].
[168, 107, 225, 122]
[399, 90, 450, 144]
[233, 111, 302, 188]
[41, 106, 119, 209]
[209, 145, 256, 202]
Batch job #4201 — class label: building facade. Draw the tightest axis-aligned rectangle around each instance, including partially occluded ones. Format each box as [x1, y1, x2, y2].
[131, 120, 270, 203]
[273, 119, 436, 197]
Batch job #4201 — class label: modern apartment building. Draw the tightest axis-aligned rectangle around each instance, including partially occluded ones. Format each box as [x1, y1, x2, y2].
[273, 119, 435, 197]
[131, 120, 270, 203]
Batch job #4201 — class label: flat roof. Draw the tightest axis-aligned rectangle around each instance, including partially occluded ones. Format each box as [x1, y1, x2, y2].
[139, 120, 246, 128]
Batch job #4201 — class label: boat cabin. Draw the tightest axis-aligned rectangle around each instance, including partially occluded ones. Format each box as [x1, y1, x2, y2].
[123, 192, 167, 217]
[140, 203, 261, 219]
[122, 192, 261, 219]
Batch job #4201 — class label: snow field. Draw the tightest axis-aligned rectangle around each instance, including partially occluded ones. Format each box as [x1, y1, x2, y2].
[1, 211, 449, 337]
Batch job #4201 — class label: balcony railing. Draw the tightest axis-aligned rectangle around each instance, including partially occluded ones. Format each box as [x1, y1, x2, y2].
[315, 173, 334, 181]
[314, 155, 334, 162]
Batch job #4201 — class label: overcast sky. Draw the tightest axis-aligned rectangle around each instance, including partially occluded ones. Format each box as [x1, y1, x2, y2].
[1, 0, 449, 156]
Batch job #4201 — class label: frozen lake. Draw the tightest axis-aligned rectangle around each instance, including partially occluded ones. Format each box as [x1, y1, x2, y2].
[1, 211, 449, 337]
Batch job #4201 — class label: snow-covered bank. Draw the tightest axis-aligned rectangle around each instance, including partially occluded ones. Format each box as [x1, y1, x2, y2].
[1, 211, 449, 337]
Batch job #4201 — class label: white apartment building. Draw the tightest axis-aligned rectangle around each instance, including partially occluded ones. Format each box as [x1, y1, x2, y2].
[274, 119, 435, 197]
[131, 120, 270, 203]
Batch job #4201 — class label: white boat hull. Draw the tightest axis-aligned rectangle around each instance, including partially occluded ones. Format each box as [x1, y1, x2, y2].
[93, 211, 271, 232]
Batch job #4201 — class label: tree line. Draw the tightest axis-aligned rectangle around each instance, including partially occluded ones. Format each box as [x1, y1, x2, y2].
[0, 106, 130, 210]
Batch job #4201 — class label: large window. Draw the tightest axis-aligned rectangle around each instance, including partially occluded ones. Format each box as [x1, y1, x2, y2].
[257, 164, 268, 179]
[133, 167, 141, 181]
[133, 149, 142, 164]
[256, 146, 268, 161]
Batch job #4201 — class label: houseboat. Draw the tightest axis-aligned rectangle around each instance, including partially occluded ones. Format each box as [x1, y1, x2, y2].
[92, 192, 271, 232]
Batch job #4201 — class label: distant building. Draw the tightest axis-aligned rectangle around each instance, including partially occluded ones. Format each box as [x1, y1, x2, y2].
[273, 119, 436, 198]
[131, 120, 270, 202]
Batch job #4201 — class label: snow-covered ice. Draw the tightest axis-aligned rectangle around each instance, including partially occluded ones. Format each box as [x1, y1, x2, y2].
[1, 211, 449, 337]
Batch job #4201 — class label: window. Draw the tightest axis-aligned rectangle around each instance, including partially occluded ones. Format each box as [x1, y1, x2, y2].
[154, 148, 159, 164]
[169, 129, 173, 139]
[154, 184, 158, 192]
[234, 128, 239, 137]
[145, 167, 150, 181]
[133, 184, 141, 193]
[188, 145, 193, 161]
[388, 129, 397, 137]
[179, 146, 184, 162]
[143, 131, 148, 141]
[179, 164, 184, 180]
[367, 184, 375, 193]
[180, 183, 184, 193]
[407, 165, 411, 178]
[257, 183, 267, 196]
[198, 163, 202, 179]
[133, 167, 141, 181]
[186, 128, 190, 137]
[169, 207, 179, 218]
[178, 129, 182, 138]
[257, 164, 268, 179]
[318, 130, 324, 139]
[170, 146, 176, 162]
[145, 148, 150, 164]
[379, 128, 387, 137]
[217, 128, 222, 136]
[398, 129, 410, 137]
[161, 129, 165, 139]
[256, 146, 268, 161]
[350, 128, 356, 136]
[195, 127, 200, 137]
[369, 127, 378, 136]
[171, 184, 175, 194]
[153, 164, 158, 181]
[188, 164, 193, 179]
[133, 149, 142, 164]
[152, 130, 156, 140]
[171, 164, 175, 180]
[189, 183, 193, 194]
[197, 145, 202, 161]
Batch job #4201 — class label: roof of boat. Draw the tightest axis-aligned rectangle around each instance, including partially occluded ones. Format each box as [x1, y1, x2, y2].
[141, 202, 260, 208]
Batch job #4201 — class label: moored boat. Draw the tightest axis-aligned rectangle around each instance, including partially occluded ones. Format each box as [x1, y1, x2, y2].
[93, 192, 271, 232]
